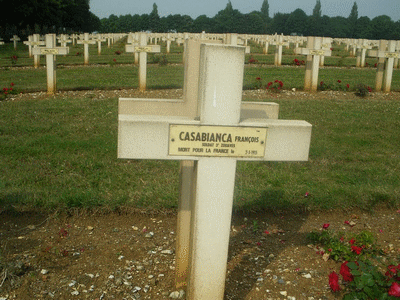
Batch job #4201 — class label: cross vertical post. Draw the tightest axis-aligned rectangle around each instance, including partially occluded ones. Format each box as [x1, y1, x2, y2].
[186, 44, 244, 300]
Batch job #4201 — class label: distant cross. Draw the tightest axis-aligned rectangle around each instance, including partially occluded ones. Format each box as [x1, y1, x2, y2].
[125, 32, 161, 91]
[272, 34, 289, 66]
[77, 33, 96, 65]
[32, 34, 69, 95]
[92, 34, 106, 55]
[10, 35, 20, 50]
[355, 39, 372, 68]
[24, 34, 45, 60]
[295, 36, 332, 91]
[368, 40, 398, 92]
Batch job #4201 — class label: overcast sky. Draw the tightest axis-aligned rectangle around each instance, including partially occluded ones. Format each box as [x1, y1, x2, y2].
[90, 0, 400, 21]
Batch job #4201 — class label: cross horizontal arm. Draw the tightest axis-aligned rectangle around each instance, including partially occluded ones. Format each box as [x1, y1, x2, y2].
[295, 48, 332, 56]
[118, 116, 311, 161]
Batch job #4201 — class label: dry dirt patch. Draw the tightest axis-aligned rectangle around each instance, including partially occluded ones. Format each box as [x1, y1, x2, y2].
[0, 208, 399, 300]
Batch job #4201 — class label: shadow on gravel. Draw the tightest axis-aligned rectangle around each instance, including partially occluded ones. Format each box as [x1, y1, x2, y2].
[226, 209, 310, 300]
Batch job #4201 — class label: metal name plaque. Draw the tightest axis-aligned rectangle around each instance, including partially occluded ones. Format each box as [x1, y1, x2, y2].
[134, 46, 152, 52]
[385, 53, 399, 58]
[169, 125, 267, 158]
[309, 50, 325, 55]
[41, 49, 59, 55]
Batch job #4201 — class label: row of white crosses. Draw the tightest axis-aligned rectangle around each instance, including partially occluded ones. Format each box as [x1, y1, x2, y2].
[0, 35, 21, 48]
[124, 32, 251, 92]
[118, 38, 311, 299]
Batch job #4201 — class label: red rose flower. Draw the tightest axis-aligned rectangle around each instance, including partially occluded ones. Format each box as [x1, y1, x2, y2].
[346, 84, 350, 89]
[322, 223, 330, 229]
[338, 80, 342, 83]
[11, 82, 15, 86]
[351, 245, 363, 255]
[349, 238, 356, 245]
[388, 282, 400, 297]
[329, 272, 341, 292]
[256, 77, 261, 81]
[340, 261, 354, 282]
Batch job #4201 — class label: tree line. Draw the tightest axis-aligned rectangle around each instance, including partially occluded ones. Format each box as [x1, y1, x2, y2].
[0, 0, 101, 39]
[0, 0, 399, 40]
[99, 1, 400, 40]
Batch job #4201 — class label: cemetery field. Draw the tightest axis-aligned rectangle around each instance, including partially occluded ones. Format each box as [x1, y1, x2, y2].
[1, 40, 400, 300]
[0, 88, 399, 212]
[2, 64, 400, 93]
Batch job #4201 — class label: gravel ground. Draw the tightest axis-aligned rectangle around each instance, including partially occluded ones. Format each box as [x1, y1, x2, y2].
[0, 208, 399, 300]
[5, 88, 400, 103]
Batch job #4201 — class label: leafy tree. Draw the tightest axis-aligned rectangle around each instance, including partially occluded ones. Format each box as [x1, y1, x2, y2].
[310, 0, 323, 36]
[149, 3, 161, 32]
[313, 0, 322, 18]
[355, 16, 372, 39]
[370, 15, 395, 39]
[239, 12, 266, 34]
[348, 2, 358, 38]
[285, 9, 309, 36]
[214, 1, 243, 33]
[260, 0, 270, 21]
[162, 14, 193, 32]
[192, 15, 215, 33]
[268, 13, 290, 34]
[326, 16, 349, 38]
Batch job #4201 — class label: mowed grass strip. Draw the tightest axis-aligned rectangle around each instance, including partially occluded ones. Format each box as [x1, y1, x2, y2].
[1, 93, 399, 211]
[1, 63, 399, 93]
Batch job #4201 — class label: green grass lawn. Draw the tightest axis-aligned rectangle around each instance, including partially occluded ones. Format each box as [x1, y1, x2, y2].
[0, 40, 399, 212]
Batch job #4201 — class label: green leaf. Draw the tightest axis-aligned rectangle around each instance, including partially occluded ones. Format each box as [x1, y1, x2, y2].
[351, 269, 362, 276]
[348, 262, 359, 269]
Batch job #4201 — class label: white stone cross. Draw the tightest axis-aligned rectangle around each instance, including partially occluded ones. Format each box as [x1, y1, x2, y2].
[92, 34, 106, 55]
[394, 41, 400, 69]
[126, 33, 140, 64]
[58, 34, 72, 48]
[125, 32, 161, 91]
[263, 36, 271, 54]
[319, 37, 333, 66]
[119, 39, 279, 290]
[118, 43, 311, 299]
[272, 34, 289, 66]
[24, 34, 45, 61]
[226, 34, 250, 53]
[10, 35, 20, 50]
[77, 33, 96, 65]
[355, 39, 372, 68]
[368, 40, 398, 92]
[295, 36, 332, 91]
[32, 34, 69, 95]
[163, 33, 175, 54]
